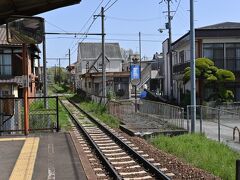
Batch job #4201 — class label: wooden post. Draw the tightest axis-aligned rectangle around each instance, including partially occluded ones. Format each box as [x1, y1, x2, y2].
[23, 44, 29, 135]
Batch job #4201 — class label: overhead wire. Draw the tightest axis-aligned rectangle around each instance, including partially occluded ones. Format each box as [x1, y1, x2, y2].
[46, 37, 163, 43]
[45, 20, 68, 33]
[172, 0, 181, 18]
[70, 0, 119, 56]
[105, 16, 160, 22]
[66, 0, 104, 55]
[104, 0, 118, 12]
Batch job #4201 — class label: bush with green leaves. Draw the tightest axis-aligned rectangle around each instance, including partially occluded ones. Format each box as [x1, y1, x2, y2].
[183, 58, 235, 103]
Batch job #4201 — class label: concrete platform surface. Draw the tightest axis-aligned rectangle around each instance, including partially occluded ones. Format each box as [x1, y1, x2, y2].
[0, 133, 87, 180]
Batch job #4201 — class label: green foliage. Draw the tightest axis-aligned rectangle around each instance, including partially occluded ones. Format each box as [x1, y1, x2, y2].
[216, 69, 235, 82]
[150, 134, 240, 179]
[184, 58, 218, 83]
[107, 90, 116, 100]
[79, 100, 120, 128]
[69, 94, 120, 128]
[183, 58, 235, 102]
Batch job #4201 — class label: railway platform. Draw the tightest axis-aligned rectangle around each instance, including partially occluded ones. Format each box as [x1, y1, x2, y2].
[0, 132, 88, 180]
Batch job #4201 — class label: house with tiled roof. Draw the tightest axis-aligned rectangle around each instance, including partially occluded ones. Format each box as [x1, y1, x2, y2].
[75, 42, 130, 99]
[163, 22, 240, 104]
[0, 25, 41, 97]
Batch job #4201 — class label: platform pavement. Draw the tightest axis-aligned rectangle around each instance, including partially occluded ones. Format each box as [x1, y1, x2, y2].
[0, 132, 87, 180]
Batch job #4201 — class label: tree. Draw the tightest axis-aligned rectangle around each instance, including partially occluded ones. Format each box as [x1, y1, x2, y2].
[120, 48, 134, 61]
[183, 58, 235, 103]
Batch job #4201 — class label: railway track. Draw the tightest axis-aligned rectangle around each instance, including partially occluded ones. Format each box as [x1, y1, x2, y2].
[60, 99, 174, 180]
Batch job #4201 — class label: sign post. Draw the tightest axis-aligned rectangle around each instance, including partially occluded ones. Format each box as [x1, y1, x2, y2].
[130, 55, 141, 112]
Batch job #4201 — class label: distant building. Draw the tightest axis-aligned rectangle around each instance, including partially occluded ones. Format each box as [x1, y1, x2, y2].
[163, 22, 240, 103]
[75, 42, 130, 99]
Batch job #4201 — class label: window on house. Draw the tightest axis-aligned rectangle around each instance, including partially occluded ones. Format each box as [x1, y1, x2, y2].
[88, 82, 91, 88]
[0, 54, 12, 76]
[98, 62, 103, 70]
[226, 43, 240, 71]
[179, 50, 185, 64]
[203, 43, 224, 68]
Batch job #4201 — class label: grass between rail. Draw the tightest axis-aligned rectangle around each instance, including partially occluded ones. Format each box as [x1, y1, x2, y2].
[150, 133, 240, 179]
[58, 98, 71, 131]
[69, 94, 120, 128]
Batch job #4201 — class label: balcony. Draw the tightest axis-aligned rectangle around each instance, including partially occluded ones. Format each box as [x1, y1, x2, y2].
[172, 58, 240, 75]
[173, 61, 190, 74]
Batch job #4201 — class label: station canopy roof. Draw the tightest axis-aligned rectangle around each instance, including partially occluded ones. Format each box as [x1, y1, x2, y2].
[0, 0, 81, 25]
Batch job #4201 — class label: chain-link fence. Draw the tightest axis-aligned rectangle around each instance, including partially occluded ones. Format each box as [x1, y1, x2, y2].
[187, 105, 240, 142]
[0, 98, 23, 134]
[0, 96, 59, 135]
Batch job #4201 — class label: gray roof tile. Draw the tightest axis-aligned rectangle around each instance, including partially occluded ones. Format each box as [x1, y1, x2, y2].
[199, 22, 240, 30]
[79, 42, 123, 60]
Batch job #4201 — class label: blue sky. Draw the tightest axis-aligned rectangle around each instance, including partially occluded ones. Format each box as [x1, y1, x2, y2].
[39, 0, 240, 67]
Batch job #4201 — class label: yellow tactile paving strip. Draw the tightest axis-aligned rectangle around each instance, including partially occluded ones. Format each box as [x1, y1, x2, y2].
[0, 137, 26, 142]
[9, 137, 40, 180]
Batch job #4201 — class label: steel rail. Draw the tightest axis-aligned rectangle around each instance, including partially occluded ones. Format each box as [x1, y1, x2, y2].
[68, 98, 170, 180]
[59, 99, 122, 179]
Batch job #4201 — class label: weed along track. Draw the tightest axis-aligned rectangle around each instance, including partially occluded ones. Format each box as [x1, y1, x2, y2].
[60, 99, 173, 180]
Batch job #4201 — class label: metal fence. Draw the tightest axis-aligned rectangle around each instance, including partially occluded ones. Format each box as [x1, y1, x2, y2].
[187, 105, 240, 142]
[90, 94, 108, 105]
[139, 100, 185, 129]
[0, 96, 59, 135]
[108, 100, 135, 120]
[108, 99, 185, 130]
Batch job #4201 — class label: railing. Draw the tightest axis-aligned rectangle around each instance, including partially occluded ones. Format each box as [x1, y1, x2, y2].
[0, 96, 59, 135]
[187, 105, 240, 142]
[139, 100, 185, 129]
[173, 61, 190, 74]
[90, 94, 108, 105]
[108, 99, 185, 130]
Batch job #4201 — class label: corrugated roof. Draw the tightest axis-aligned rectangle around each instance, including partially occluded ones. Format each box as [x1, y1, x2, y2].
[79, 42, 123, 60]
[0, 25, 8, 44]
[199, 22, 240, 30]
[0, 0, 81, 25]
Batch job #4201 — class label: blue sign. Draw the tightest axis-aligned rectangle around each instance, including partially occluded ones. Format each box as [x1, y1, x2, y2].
[130, 65, 140, 80]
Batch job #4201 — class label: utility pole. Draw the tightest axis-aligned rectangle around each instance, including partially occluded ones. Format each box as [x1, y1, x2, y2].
[58, 58, 61, 86]
[54, 64, 57, 84]
[190, 0, 196, 132]
[42, 21, 48, 108]
[22, 43, 29, 135]
[167, 0, 173, 101]
[68, 49, 71, 67]
[101, 7, 106, 102]
[139, 32, 142, 82]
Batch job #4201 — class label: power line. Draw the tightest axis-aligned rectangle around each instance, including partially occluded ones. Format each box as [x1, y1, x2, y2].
[45, 20, 68, 33]
[69, 0, 119, 56]
[106, 16, 160, 22]
[103, 0, 112, 9]
[172, 0, 182, 18]
[104, 0, 118, 12]
[66, 0, 104, 54]
[46, 37, 163, 43]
